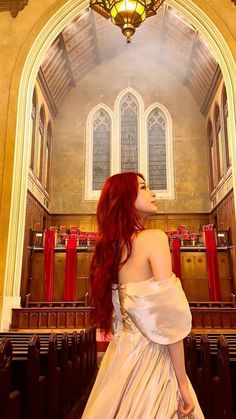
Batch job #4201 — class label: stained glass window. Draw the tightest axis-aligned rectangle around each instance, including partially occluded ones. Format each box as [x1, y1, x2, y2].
[147, 107, 167, 190]
[92, 109, 111, 190]
[120, 93, 138, 173]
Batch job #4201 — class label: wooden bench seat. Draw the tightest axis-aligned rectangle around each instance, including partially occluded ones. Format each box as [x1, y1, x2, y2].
[185, 333, 236, 418]
[0, 326, 97, 419]
[0, 338, 21, 419]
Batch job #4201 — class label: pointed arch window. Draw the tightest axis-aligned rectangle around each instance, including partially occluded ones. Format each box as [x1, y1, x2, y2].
[221, 85, 231, 169]
[37, 106, 45, 182]
[214, 104, 223, 181]
[30, 89, 37, 171]
[207, 119, 215, 192]
[45, 122, 52, 192]
[85, 89, 174, 201]
[147, 107, 167, 190]
[120, 93, 138, 172]
[92, 108, 111, 190]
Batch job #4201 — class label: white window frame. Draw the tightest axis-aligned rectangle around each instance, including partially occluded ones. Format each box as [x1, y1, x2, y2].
[84, 103, 114, 200]
[145, 102, 175, 200]
[84, 91, 174, 201]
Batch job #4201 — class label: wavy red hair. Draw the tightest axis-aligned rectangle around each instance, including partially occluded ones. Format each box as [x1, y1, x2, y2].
[90, 172, 145, 332]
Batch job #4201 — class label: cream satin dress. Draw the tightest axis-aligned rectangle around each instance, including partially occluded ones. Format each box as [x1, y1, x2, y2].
[82, 274, 205, 419]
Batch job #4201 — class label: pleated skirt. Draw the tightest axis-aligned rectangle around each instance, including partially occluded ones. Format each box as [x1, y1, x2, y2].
[82, 332, 204, 419]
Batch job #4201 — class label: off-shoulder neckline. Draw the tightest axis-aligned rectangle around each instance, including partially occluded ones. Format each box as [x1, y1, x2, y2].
[117, 272, 175, 288]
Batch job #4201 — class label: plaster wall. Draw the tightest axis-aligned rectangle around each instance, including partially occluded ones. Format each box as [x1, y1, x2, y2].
[51, 52, 208, 214]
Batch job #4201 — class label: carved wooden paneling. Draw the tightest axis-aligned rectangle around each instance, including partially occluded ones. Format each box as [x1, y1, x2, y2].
[28, 249, 92, 303]
[191, 306, 236, 329]
[11, 307, 94, 329]
[211, 191, 235, 232]
[211, 191, 236, 292]
[21, 191, 50, 304]
[0, 0, 28, 17]
[181, 250, 233, 302]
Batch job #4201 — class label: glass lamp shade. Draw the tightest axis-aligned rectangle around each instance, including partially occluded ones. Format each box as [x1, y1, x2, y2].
[90, 0, 165, 42]
[110, 0, 146, 42]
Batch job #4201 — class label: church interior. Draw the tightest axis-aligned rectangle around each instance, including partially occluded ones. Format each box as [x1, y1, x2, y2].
[0, 0, 236, 418]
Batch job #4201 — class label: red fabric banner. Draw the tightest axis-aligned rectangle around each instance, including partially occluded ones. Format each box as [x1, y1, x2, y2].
[44, 230, 55, 301]
[64, 235, 77, 301]
[204, 227, 221, 301]
[172, 238, 182, 279]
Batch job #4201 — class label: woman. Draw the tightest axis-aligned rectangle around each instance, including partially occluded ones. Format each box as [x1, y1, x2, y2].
[82, 172, 204, 419]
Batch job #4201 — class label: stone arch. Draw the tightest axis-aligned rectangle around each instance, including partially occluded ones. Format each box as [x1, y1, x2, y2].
[1, 0, 236, 329]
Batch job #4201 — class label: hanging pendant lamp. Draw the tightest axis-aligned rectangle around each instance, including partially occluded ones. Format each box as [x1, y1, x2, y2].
[90, 0, 165, 43]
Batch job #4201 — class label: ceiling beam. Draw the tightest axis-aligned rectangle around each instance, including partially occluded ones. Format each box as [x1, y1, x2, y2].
[58, 33, 76, 87]
[183, 31, 198, 85]
[156, 4, 168, 63]
[89, 11, 101, 65]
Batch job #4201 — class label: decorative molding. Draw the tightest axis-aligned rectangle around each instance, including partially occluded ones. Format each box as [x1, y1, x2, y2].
[0, 0, 28, 17]
[201, 65, 223, 115]
[210, 169, 233, 209]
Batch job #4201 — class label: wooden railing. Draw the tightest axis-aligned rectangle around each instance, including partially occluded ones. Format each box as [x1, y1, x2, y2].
[189, 301, 236, 329]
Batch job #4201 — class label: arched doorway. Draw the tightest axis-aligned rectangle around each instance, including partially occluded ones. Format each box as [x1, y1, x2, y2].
[1, 0, 236, 329]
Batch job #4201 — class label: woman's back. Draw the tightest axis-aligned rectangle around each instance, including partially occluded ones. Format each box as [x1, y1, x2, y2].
[118, 229, 172, 285]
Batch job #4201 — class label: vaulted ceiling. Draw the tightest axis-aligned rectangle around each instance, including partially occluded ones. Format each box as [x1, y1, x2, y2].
[38, 5, 222, 118]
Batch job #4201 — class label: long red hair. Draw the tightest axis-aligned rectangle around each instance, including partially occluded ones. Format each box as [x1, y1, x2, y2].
[90, 172, 145, 332]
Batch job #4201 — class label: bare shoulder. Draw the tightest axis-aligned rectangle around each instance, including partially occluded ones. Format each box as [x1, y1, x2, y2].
[140, 229, 172, 280]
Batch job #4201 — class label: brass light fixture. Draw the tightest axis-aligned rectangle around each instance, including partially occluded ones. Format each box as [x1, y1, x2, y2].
[90, 0, 165, 43]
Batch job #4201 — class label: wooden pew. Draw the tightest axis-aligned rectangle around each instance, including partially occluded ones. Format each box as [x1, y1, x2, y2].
[25, 335, 46, 419]
[189, 302, 236, 329]
[46, 333, 61, 419]
[91, 325, 97, 376]
[71, 331, 81, 399]
[85, 328, 92, 385]
[0, 338, 21, 419]
[199, 334, 213, 418]
[185, 333, 236, 419]
[188, 333, 198, 392]
[79, 330, 87, 392]
[60, 332, 73, 416]
[212, 336, 234, 419]
[0, 329, 97, 418]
